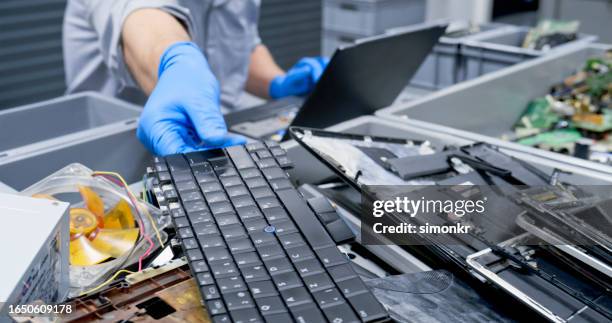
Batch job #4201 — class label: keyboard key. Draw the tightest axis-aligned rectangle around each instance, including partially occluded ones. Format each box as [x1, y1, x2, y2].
[235, 252, 262, 267]
[177, 227, 194, 239]
[212, 314, 231, 323]
[191, 163, 212, 174]
[303, 273, 334, 292]
[250, 187, 274, 199]
[201, 284, 220, 300]
[241, 265, 270, 282]
[249, 231, 276, 246]
[180, 190, 203, 202]
[204, 246, 231, 263]
[182, 238, 198, 250]
[270, 179, 293, 191]
[221, 176, 243, 188]
[272, 272, 303, 291]
[186, 249, 204, 261]
[229, 308, 262, 323]
[210, 157, 230, 170]
[336, 277, 368, 297]
[192, 260, 209, 273]
[256, 150, 272, 159]
[231, 195, 256, 208]
[227, 238, 255, 254]
[175, 180, 197, 192]
[313, 288, 344, 308]
[170, 208, 185, 218]
[263, 312, 293, 322]
[276, 156, 293, 169]
[270, 147, 285, 157]
[174, 216, 190, 228]
[184, 200, 209, 213]
[255, 296, 286, 315]
[245, 177, 267, 189]
[171, 171, 194, 182]
[198, 234, 225, 249]
[188, 211, 214, 224]
[315, 246, 349, 267]
[216, 167, 238, 178]
[185, 151, 212, 167]
[294, 258, 325, 277]
[286, 245, 315, 263]
[256, 158, 277, 169]
[200, 181, 223, 193]
[210, 261, 240, 279]
[257, 243, 285, 261]
[281, 287, 312, 307]
[216, 213, 240, 227]
[204, 191, 228, 204]
[263, 207, 289, 223]
[276, 189, 335, 249]
[226, 146, 256, 169]
[246, 142, 266, 152]
[239, 168, 261, 179]
[166, 154, 189, 172]
[206, 299, 227, 315]
[248, 280, 278, 298]
[278, 233, 306, 249]
[227, 184, 249, 197]
[256, 196, 281, 209]
[197, 272, 214, 286]
[225, 291, 255, 311]
[264, 140, 280, 149]
[260, 162, 282, 177]
[218, 276, 247, 294]
[273, 220, 298, 235]
[265, 258, 294, 276]
[327, 264, 358, 282]
[196, 173, 217, 183]
[289, 304, 326, 323]
[220, 224, 247, 240]
[244, 219, 267, 232]
[347, 292, 388, 322]
[157, 171, 171, 182]
[322, 302, 360, 323]
[210, 201, 234, 215]
[236, 205, 263, 221]
[193, 222, 219, 237]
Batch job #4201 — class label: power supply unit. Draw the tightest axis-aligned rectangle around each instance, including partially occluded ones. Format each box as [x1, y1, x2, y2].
[0, 193, 70, 321]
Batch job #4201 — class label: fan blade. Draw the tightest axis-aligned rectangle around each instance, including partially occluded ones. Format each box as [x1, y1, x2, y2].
[103, 199, 136, 229]
[70, 235, 112, 266]
[90, 228, 139, 258]
[78, 186, 105, 227]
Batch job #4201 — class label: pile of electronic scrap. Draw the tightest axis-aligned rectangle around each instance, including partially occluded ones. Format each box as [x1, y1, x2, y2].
[506, 50, 612, 164]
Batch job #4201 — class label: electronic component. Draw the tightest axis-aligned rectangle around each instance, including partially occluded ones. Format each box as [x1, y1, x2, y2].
[151, 143, 390, 322]
[0, 194, 70, 322]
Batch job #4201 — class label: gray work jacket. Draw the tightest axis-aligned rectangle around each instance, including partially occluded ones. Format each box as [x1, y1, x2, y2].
[63, 0, 261, 109]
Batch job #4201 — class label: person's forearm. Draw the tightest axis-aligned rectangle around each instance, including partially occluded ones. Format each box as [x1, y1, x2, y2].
[122, 9, 191, 95]
[246, 45, 285, 99]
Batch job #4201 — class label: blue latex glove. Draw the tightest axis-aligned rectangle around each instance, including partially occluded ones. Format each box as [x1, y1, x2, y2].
[269, 57, 330, 99]
[137, 42, 246, 156]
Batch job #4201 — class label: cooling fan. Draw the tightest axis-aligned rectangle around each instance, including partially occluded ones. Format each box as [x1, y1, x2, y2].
[21, 164, 169, 296]
[34, 186, 139, 267]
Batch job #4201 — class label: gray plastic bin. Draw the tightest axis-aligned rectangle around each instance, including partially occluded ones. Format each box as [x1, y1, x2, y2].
[408, 24, 511, 90]
[462, 26, 597, 81]
[322, 29, 366, 57]
[0, 92, 141, 158]
[0, 92, 148, 190]
[282, 116, 612, 186]
[323, 0, 425, 36]
[376, 44, 612, 175]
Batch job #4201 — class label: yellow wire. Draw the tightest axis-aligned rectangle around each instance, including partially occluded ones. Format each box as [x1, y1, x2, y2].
[92, 171, 164, 248]
[79, 269, 135, 296]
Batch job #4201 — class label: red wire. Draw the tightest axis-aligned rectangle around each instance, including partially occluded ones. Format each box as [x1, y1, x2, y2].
[93, 174, 155, 271]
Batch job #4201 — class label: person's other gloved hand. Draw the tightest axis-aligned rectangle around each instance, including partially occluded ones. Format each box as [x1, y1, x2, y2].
[269, 57, 329, 99]
[137, 42, 246, 156]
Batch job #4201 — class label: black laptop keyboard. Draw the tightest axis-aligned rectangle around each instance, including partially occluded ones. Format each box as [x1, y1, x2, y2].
[152, 141, 389, 323]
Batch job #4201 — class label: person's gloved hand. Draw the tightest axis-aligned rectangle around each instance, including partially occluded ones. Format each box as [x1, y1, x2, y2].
[269, 57, 329, 99]
[137, 42, 246, 156]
